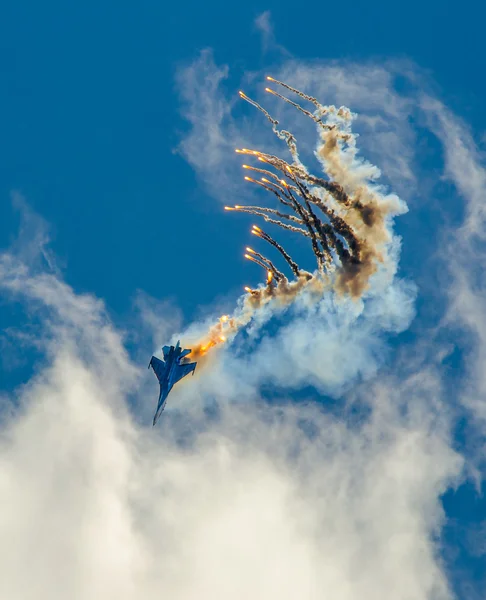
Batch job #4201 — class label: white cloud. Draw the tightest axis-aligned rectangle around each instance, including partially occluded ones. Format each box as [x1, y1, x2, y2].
[4, 47, 486, 598]
[254, 11, 274, 50]
[0, 198, 463, 599]
[170, 51, 486, 596]
[253, 11, 290, 57]
[174, 50, 237, 193]
[420, 96, 486, 433]
[174, 54, 419, 207]
[173, 51, 486, 440]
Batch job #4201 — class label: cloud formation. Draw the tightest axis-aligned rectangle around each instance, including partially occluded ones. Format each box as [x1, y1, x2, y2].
[172, 51, 486, 595]
[2, 50, 486, 600]
[0, 241, 461, 599]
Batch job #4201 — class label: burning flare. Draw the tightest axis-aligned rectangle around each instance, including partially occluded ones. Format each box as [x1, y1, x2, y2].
[190, 75, 405, 356]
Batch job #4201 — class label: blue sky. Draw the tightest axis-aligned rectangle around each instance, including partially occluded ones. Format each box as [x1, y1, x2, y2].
[1, 0, 485, 320]
[1, 2, 486, 599]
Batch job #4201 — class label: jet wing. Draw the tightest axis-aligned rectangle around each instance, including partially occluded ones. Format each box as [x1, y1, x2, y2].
[173, 361, 197, 384]
[149, 356, 167, 382]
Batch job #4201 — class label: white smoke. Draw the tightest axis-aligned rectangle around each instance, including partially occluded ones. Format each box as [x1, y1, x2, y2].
[2, 53, 485, 600]
[0, 199, 462, 600]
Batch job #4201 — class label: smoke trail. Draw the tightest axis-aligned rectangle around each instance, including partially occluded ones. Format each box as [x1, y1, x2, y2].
[243, 176, 294, 211]
[317, 221, 352, 265]
[245, 252, 270, 273]
[238, 91, 299, 161]
[266, 75, 330, 115]
[284, 172, 334, 269]
[242, 164, 287, 186]
[252, 225, 301, 277]
[226, 205, 306, 227]
[290, 178, 362, 259]
[233, 207, 310, 237]
[190, 76, 407, 357]
[285, 165, 353, 208]
[245, 252, 283, 287]
[227, 206, 310, 239]
[239, 148, 358, 267]
[246, 247, 286, 282]
[238, 150, 334, 270]
[238, 79, 406, 297]
[185, 274, 322, 362]
[246, 167, 327, 271]
[265, 86, 332, 131]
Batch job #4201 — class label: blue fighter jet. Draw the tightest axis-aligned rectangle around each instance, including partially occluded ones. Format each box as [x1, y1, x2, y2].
[148, 340, 197, 425]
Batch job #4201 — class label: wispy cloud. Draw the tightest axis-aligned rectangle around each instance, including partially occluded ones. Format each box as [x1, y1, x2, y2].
[421, 96, 486, 435]
[3, 48, 486, 599]
[175, 50, 232, 171]
[254, 11, 291, 57]
[171, 51, 486, 596]
[0, 233, 461, 599]
[254, 11, 273, 50]
[0, 150, 465, 599]
[174, 54, 419, 208]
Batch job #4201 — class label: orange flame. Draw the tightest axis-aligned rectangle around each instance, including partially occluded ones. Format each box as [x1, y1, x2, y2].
[188, 314, 236, 360]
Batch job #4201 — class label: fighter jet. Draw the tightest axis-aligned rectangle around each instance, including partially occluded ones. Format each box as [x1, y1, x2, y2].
[148, 340, 197, 425]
